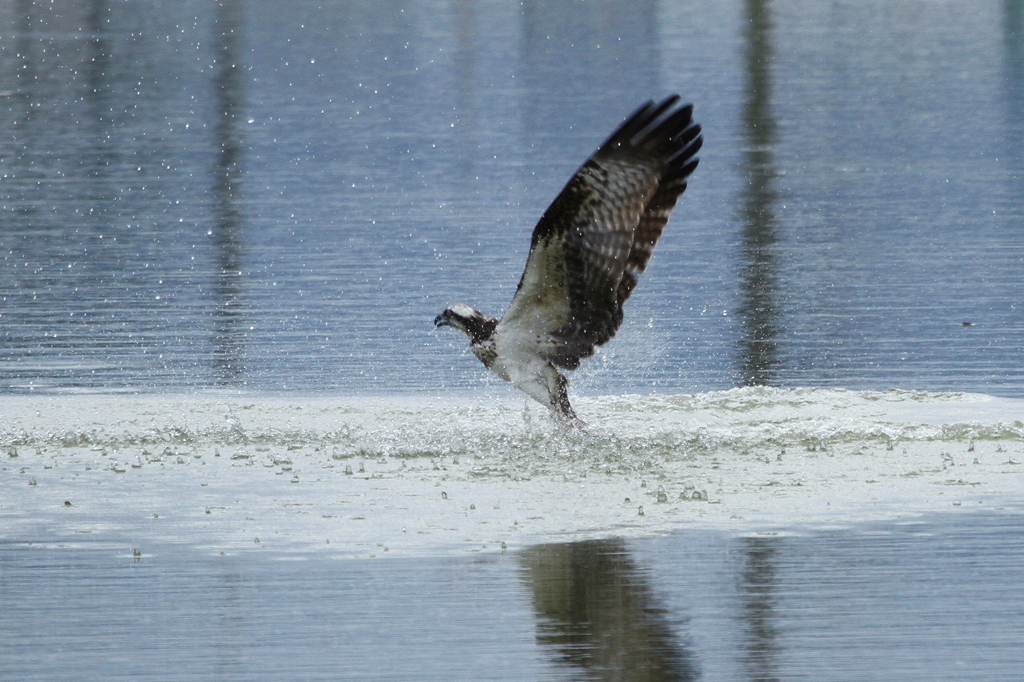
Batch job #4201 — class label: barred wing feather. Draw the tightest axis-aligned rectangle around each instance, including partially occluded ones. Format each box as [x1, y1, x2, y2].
[498, 96, 703, 370]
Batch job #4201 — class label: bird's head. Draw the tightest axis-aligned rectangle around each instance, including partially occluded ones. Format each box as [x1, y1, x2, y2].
[434, 304, 497, 343]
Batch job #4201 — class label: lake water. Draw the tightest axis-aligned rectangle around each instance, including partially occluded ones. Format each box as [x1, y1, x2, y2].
[1, 0, 1022, 396]
[2, 0, 1024, 679]
[3, 512, 1024, 681]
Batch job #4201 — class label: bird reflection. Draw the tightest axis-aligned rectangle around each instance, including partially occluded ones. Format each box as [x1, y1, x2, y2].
[209, 0, 248, 385]
[739, 537, 782, 682]
[737, 0, 783, 386]
[519, 539, 698, 681]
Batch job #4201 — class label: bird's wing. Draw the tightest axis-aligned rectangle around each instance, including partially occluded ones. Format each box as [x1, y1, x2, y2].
[498, 96, 702, 370]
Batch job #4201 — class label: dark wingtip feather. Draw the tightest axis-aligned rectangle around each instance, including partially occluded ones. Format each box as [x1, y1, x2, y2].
[638, 95, 683, 132]
[653, 103, 695, 137]
[673, 122, 702, 149]
[662, 157, 700, 187]
[598, 95, 689, 153]
[600, 100, 656, 150]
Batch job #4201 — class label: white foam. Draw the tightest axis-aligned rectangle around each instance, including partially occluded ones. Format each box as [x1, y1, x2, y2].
[2, 388, 1021, 557]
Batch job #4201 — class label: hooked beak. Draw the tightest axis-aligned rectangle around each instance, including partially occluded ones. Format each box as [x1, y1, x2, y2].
[434, 311, 450, 328]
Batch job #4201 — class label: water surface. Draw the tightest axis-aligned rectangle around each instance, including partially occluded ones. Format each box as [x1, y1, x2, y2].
[3, 3, 1024, 680]
[2, 512, 1022, 681]
[1, 0, 1021, 396]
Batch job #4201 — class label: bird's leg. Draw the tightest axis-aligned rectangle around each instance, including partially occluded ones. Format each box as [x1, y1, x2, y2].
[550, 369, 585, 429]
[510, 364, 585, 429]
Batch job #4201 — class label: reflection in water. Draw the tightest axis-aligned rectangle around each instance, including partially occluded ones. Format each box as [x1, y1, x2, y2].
[451, 0, 481, 181]
[1007, 1, 1024, 115]
[737, 0, 783, 387]
[520, 539, 698, 681]
[84, 0, 116, 187]
[739, 538, 781, 682]
[2, 1, 1023, 395]
[81, 0, 123, 272]
[211, 570, 252, 678]
[1006, 1, 1024, 202]
[209, 0, 248, 385]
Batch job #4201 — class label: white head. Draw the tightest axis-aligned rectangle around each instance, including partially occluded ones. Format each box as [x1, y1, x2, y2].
[434, 304, 498, 343]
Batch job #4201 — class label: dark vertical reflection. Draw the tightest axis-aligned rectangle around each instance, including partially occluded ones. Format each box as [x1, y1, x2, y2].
[11, 0, 36, 169]
[84, 0, 111, 121]
[739, 537, 782, 682]
[737, 0, 783, 386]
[84, 0, 115, 213]
[1005, 0, 1024, 197]
[210, 0, 248, 385]
[211, 570, 251, 678]
[1006, 0, 1024, 114]
[520, 539, 698, 681]
[452, 0, 480, 180]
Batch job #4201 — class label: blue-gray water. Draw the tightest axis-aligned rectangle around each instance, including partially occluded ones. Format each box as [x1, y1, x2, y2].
[3, 2, 1024, 680]
[1, 0, 1022, 396]
[2, 512, 1023, 681]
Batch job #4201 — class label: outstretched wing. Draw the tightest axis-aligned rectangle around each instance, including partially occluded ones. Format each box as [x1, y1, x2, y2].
[498, 96, 702, 370]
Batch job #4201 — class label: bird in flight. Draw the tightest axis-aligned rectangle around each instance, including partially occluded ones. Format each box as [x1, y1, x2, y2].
[434, 96, 702, 426]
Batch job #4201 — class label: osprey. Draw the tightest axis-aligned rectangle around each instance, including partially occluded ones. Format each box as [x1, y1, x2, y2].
[435, 96, 702, 425]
